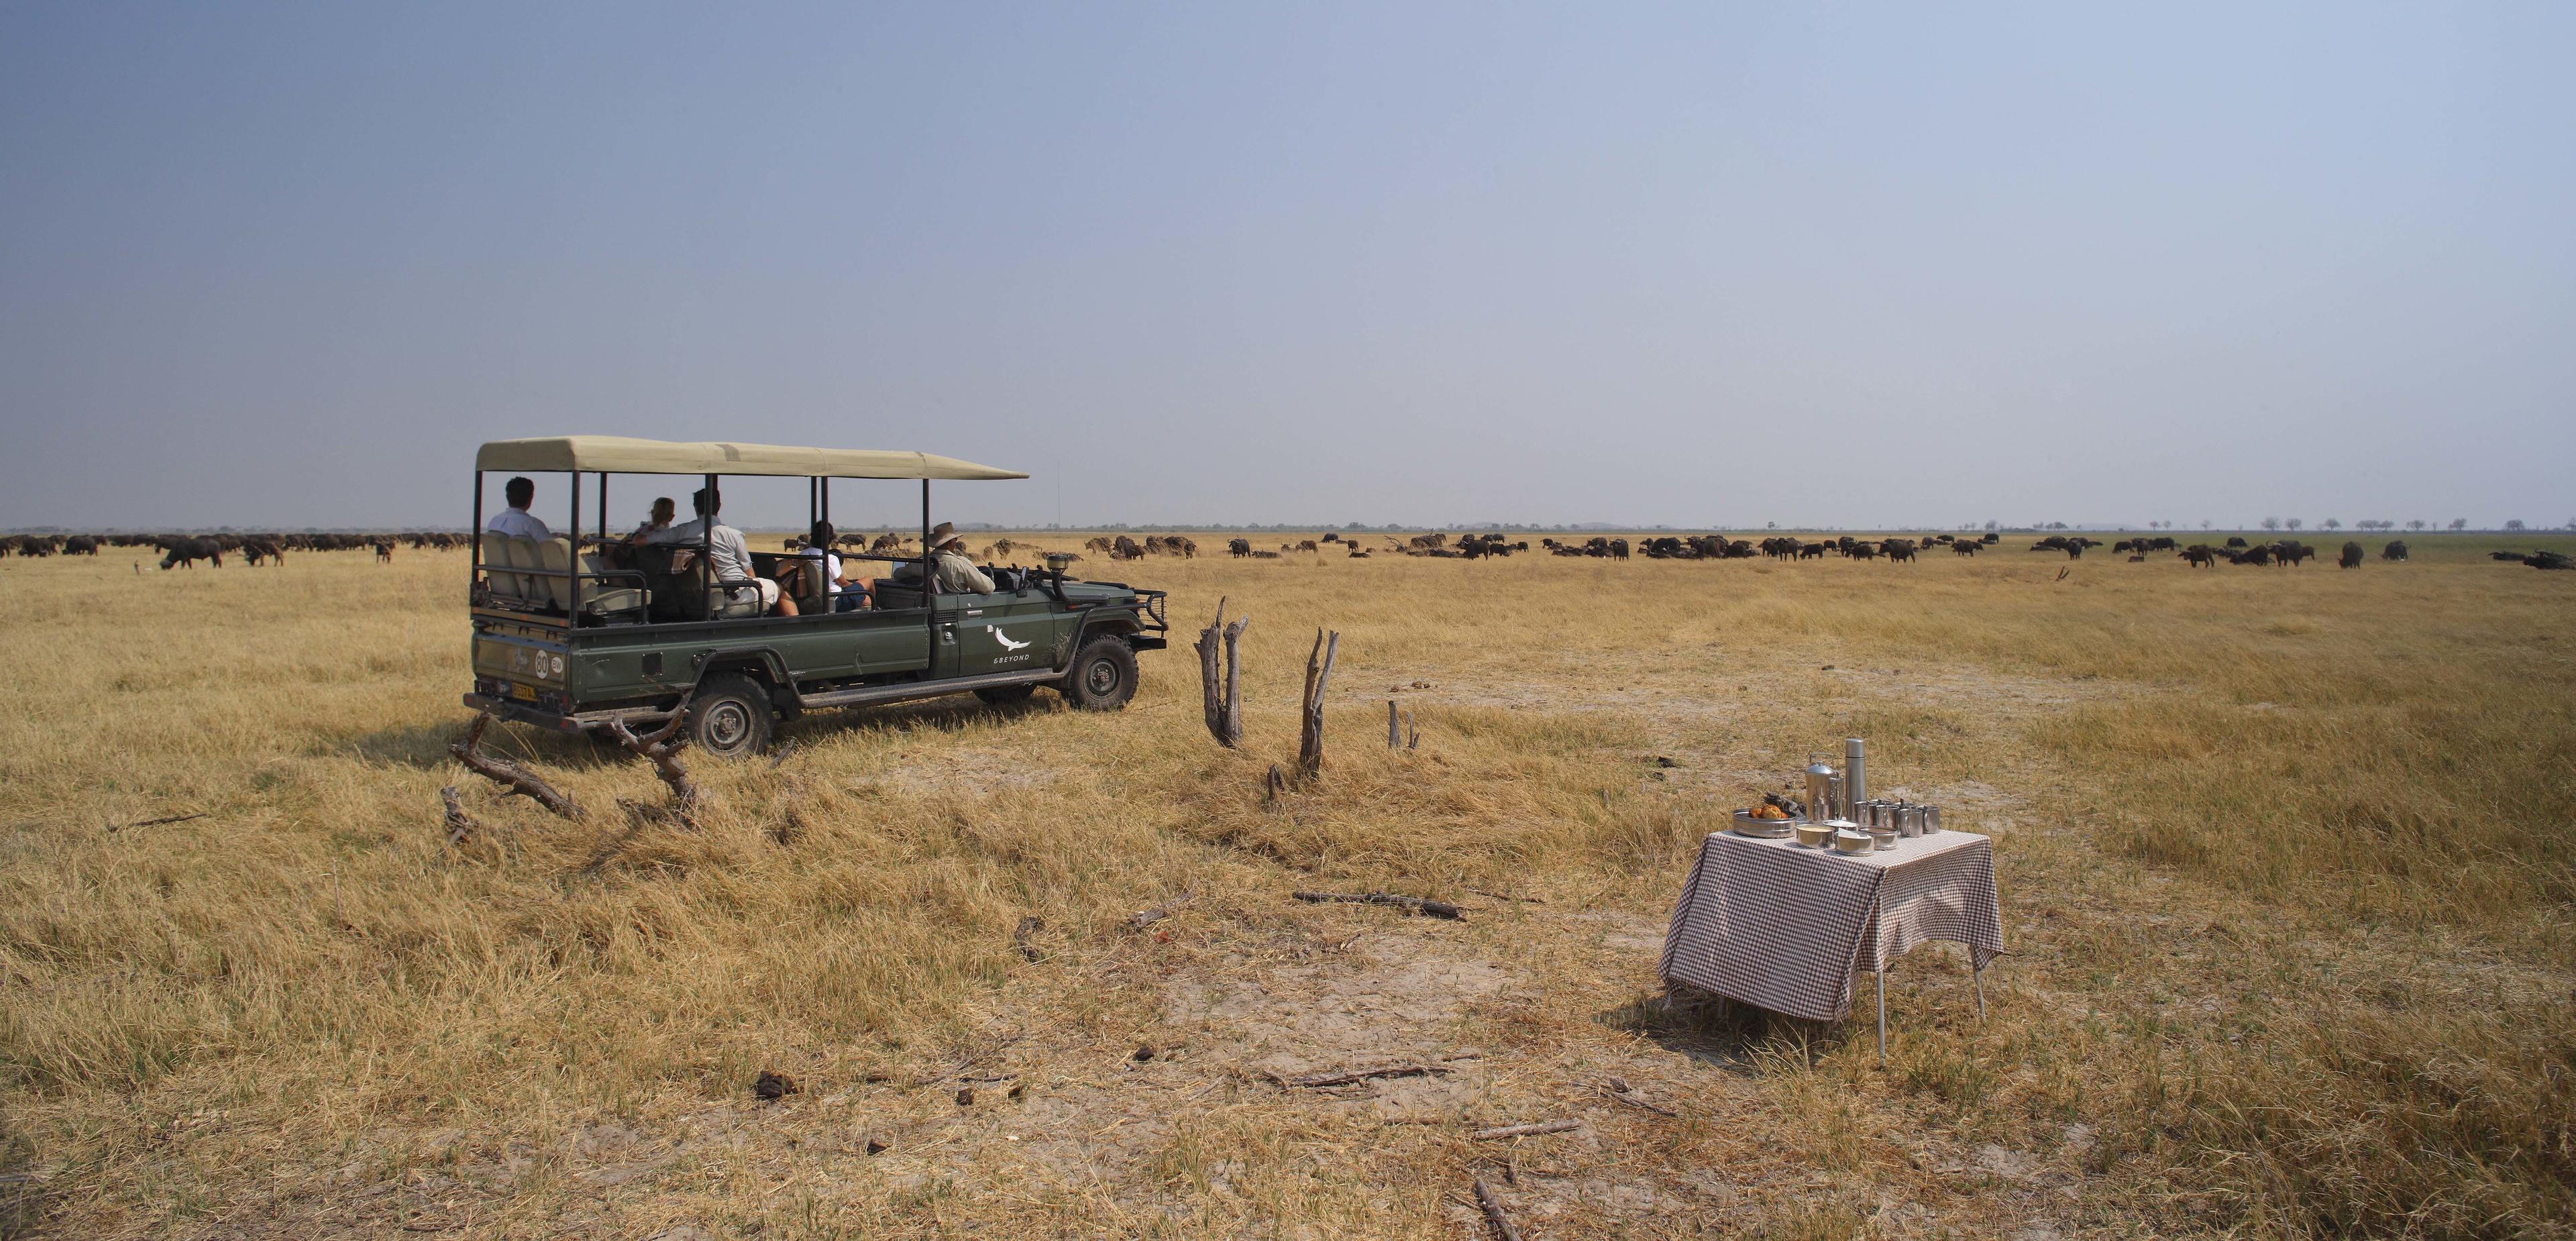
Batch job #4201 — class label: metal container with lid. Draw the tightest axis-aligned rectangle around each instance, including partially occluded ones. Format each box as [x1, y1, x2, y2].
[1843, 738, 1866, 814]
[1805, 753, 1838, 823]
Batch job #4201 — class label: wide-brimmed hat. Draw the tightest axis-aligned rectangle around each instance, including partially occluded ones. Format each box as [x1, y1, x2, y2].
[928, 521, 956, 541]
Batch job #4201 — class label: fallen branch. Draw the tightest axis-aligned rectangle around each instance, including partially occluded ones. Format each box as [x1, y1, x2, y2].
[1471, 1119, 1578, 1142]
[1269, 1063, 1454, 1089]
[1128, 891, 1195, 930]
[449, 712, 580, 818]
[1466, 888, 1544, 905]
[1472, 1178, 1523, 1241]
[438, 787, 480, 849]
[1293, 890, 1465, 920]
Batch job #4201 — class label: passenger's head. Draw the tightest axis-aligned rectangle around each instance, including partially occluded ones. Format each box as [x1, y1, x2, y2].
[692, 487, 720, 518]
[810, 521, 835, 548]
[504, 476, 535, 510]
[648, 497, 675, 527]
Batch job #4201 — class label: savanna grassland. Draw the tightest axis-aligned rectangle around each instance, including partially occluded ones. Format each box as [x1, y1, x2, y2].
[3, 533, 2571, 1240]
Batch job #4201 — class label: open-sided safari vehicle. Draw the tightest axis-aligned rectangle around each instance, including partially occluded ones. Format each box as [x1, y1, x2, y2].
[464, 436, 1167, 756]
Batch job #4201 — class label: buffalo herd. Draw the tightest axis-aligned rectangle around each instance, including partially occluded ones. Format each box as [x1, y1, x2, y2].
[0, 530, 470, 569]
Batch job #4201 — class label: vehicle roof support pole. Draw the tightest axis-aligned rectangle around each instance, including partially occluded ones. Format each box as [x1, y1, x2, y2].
[470, 470, 484, 593]
[597, 472, 607, 543]
[820, 477, 829, 527]
[568, 470, 582, 605]
[706, 472, 718, 617]
[922, 478, 934, 647]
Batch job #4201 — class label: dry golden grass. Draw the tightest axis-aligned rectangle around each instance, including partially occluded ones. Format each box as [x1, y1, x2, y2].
[3, 533, 2571, 1239]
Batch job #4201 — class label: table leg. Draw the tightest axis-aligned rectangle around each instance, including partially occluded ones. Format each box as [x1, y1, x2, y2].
[1972, 961, 1986, 1022]
[1875, 967, 1887, 1066]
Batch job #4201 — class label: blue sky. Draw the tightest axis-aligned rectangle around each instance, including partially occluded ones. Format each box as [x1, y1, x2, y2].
[3, 3, 2569, 530]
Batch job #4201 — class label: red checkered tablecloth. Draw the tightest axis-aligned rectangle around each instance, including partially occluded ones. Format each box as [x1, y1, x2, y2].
[1658, 829, 2003, 1022]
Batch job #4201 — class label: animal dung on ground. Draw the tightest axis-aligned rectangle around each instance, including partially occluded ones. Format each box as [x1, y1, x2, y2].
[1131, 1044, 1155, 1062]
[955, 1087, 975, 1106]
[753, 1071, 798, 1101]
[863, 1137, 890, 1155]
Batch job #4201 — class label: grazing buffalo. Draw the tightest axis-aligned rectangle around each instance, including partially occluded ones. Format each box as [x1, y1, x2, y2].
[158, 537, 223, 570]
[1111, 535, 1144, 560]
[2339, 541, 2364, 569]
[62, 535, 99, 555]
[1882, 538, 1917, 563]
[2524, 551, 2574, 571]
[1228, 538, 1252, 557]
[2225, 536, 2249, 549]
[2182, 545, 2220, 568]
[240, 539, 286, 567]
[1951, 540, 1980, 557]
[372, 540, 394, 562]
[2381, 541, 2408, 562]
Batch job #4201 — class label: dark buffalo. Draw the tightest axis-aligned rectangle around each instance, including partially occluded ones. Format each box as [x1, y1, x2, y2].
[1883, 538, 1917, 563]
[158, 537, 223, 570]
[2339, 541, 2364, 569]
[2381, 541, 2408, 561]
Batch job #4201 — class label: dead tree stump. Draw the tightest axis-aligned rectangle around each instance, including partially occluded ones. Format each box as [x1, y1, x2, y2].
[1295, 629, 1339, 781]
[1195, 598, 1249, 748]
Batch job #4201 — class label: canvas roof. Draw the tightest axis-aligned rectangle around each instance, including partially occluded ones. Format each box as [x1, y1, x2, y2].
[474, 436, 1026, 480]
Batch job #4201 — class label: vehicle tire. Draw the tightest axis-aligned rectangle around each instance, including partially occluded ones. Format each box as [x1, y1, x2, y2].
[684, 673, 774, 759]
[973, 683, 1038, 706]
[1060, 638, 1138, 711]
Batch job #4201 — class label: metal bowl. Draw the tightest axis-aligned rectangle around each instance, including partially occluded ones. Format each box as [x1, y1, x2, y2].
[1731, 808, 1800, 839]
[1794, 822, 1834, 849]
[1833, 828, 1875, 855]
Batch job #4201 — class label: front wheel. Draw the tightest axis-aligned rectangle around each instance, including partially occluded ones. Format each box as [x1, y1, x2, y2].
[685, 673, 775, 759]
[1059, 638, 1138, 712]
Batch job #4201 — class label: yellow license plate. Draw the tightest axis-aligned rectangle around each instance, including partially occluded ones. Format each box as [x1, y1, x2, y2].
[510, 682, 540, 702]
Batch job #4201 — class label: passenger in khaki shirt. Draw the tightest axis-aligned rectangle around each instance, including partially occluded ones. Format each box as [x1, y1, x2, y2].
[894, 522, 996, 594]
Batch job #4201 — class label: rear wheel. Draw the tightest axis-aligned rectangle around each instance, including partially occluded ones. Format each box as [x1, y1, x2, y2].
[1061, 638, 1138, 711]
[685, 673, 774, 759]
[974, 683, 1038, 707]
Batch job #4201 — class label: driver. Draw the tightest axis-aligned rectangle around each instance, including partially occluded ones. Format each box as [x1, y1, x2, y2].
[894, 522, 994, 594]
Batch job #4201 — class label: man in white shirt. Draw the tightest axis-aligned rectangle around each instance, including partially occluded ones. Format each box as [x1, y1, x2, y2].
[486, 476, 552, 541]
[635, 487, 790, 615]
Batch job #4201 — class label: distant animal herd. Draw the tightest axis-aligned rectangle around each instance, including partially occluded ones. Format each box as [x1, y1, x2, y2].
[5, 528, 2567, 572]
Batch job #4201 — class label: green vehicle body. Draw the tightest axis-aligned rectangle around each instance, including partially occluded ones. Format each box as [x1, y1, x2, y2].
[461, 437, 1167, 753]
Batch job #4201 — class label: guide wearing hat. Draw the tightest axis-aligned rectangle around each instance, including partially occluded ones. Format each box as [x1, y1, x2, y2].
[894, 521, 996, 594]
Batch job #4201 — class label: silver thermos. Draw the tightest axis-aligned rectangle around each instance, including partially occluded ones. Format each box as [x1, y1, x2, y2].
[1804, 753, 1837, 822]
[1843, 738, 1866, 820]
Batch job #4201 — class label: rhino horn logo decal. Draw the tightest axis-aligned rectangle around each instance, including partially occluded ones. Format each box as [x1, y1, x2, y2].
[986, 625, 1031, 651]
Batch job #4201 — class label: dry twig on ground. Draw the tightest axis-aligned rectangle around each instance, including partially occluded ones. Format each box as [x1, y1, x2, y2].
[1293, 890, 1466, 920]
[1471, 1119, 1578, 1141]
[1472, 1178, 1523, 1241]
[437, 786, 480, 849]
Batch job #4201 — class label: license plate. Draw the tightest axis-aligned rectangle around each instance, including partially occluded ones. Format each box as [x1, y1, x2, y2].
[510, 682, 539, 702]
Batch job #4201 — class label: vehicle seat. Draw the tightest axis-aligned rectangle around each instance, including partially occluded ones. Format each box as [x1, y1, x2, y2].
[533, 537, 577, 611]
[478, 533, 528, 601]
[537, 537, 649, 619]
[872, 580, 924, 610]
[675, 551, 764, 620]
[782, 557, 828, 612]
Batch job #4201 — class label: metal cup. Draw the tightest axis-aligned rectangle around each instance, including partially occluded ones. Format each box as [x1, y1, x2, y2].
[1921, 805, 1941, 835]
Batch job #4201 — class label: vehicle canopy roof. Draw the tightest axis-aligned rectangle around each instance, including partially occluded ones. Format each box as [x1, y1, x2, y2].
[474, 435, 1026, 481]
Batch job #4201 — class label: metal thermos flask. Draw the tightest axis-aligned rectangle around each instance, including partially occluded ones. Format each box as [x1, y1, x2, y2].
[1805, 753, 1837, 821]
[1843, 738, 1866, 815]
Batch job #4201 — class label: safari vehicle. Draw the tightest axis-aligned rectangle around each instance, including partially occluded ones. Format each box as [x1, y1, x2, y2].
[464, 436, 1167, 756]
